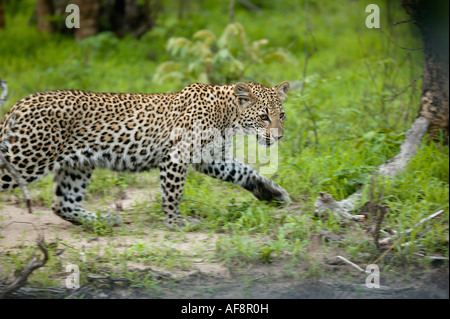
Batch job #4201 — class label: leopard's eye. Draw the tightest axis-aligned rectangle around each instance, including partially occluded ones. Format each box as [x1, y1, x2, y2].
[280, 112, 285, 119]
[260, 114, 270, 121]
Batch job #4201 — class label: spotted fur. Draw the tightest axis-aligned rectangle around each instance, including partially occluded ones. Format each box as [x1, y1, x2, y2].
[0, 82, 290, 227]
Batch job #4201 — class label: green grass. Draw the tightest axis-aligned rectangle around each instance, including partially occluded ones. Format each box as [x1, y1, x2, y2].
[0, 0, 448, 290]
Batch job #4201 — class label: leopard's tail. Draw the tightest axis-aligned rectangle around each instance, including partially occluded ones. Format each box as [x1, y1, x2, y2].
[0, 114, 20, 192]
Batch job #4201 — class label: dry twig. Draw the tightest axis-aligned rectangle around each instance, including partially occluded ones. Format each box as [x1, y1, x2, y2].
[381, 29, 424, 51]
[0, 235, 49, 298]
[393, 18, 415, 25]
[336, 255, 366, 273]
[373, 209, 445, 264]
[385, 74, 423, 102]
[403, 209, 444, 236]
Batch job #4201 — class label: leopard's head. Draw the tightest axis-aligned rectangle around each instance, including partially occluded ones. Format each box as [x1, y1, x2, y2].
[234, 81, 290, 146]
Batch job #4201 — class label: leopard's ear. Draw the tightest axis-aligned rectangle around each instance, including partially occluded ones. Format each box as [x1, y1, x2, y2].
[234, 82, 254, 108]
[275, 81, 290, 102]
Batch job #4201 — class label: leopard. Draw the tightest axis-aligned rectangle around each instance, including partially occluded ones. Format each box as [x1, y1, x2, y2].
[0, 81, 291, 228]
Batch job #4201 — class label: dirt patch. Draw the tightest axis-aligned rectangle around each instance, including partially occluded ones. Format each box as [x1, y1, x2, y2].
[0, 192, 448, 299]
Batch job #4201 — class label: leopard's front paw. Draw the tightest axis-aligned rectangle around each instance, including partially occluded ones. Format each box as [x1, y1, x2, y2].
[273, 184, 291, 206]
[99, 213, 123, 226]
[65, 210, 122, 227]
[164, 215, 200, 230]
[249, 176, 291, 206]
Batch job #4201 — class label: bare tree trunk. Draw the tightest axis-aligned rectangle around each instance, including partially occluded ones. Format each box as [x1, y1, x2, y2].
[37, 0, 55, 33]
[402, 0, 449, 142]
[0, 0, 5, 29]
[38, 0, 160, 39]
[74, 0, 100, 41]
[178, 0, 190, 20]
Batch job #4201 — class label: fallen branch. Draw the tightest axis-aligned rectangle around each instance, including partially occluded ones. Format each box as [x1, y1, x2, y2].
[314, 191, 365, 221]
[403, 209, 444, 236]
[373, 209, 445, 264]
[336, 255, 366, 273]
[377, 209, 444, 243]
[377, 116, 429, 177]
[314, 116, 429, 221]
[319, 230, 347, 242]
[0, 235, 48, 299]
[413, 253, 448, 261]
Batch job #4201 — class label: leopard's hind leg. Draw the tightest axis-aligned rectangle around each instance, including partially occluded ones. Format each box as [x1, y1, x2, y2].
[51, 166, 121, 226]
[0, 171, 18, 191]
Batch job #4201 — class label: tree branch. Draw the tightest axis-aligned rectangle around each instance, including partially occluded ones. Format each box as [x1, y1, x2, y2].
[0, 235, 48, 299]
[393, 18, 415, 26]
[377, 116, 429, 177]
[381, 30, 424, 51]
[237, 0, 261, 12]
[314, 116, 429, 220]
[385, 74, 423, 102]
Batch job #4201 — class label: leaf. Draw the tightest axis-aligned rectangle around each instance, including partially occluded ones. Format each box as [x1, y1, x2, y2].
[153, 62, 183, 84]
[251, 39, 269, 52]
[250, 39, 269, 61]
[198, 72, 209, 84]
[155, 61, 181, 74]
[166, 37, 192, 57]
[218, 23, 248, 50]
[199, 43, 213, 59]
[154, 72, 185, 85]
[213, 48, 233, 63]
[362, 131, 377, 141]
[187, 61, 202, 74]
[263, 49, 293, 64]
[226, 59, 244, 75]
[193, 29, 217, 46]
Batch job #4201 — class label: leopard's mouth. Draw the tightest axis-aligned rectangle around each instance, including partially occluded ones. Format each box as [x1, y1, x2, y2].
[257, 134, 276, 147]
